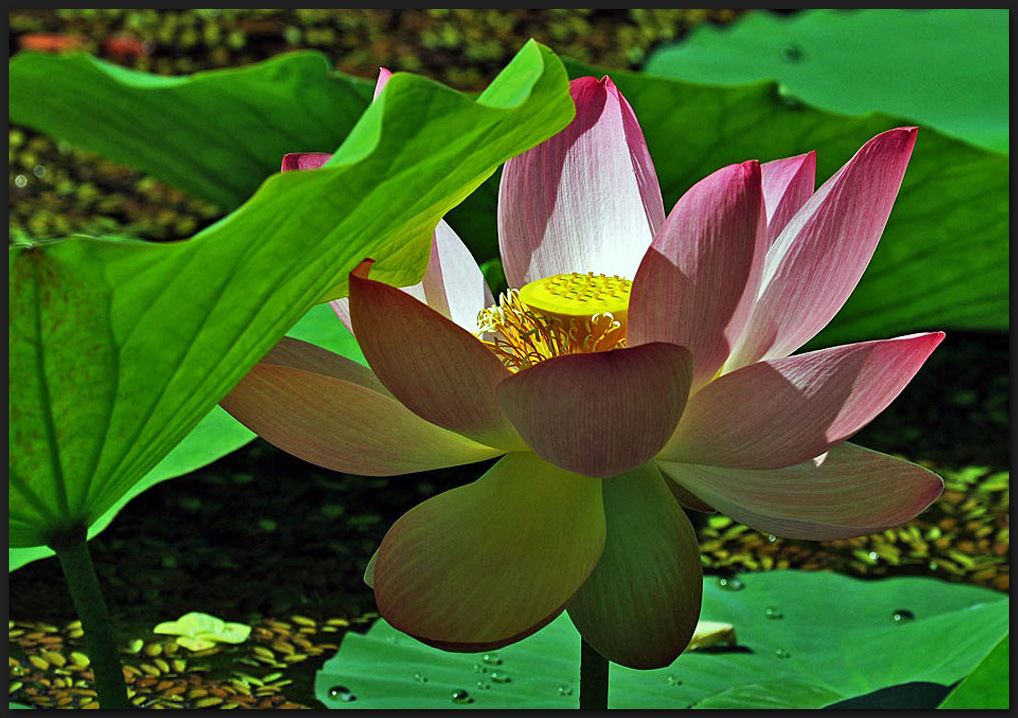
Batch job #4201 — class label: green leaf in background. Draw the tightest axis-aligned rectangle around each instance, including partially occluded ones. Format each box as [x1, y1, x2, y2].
[644, 9, 1009, 155]
[9, 51, 374, 210]
[937, 633, 1009, 709]
[13, 39, 1006, 349]
[551, 58, 1008, 348]
[315, 571, 1008, 709]
[8, 40, 575, 550]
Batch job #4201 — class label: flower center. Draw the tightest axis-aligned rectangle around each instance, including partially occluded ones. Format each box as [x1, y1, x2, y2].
[476, 272, 632, 372]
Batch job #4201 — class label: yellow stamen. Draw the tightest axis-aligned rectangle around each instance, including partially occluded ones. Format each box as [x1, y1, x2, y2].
[476, 272, 632, 372]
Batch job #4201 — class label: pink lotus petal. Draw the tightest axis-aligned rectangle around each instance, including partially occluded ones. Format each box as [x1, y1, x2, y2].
[728, 128, 919, 368]
[330, 220, 488, 335]
[373, 451, 606, 651]
[566, 463, 702, 669]
[328, 296, 354, 335]
[761, 151, 816, 245]
[420, 220, 494, 331]
[629, 160, 766, 390]
[349, 260, 523, 450]
[658, 332, 944, 470]
[496, 343, 692, 477]
[373, 67, 392, 100]
[498, 76, 666, 287]
[277, 68, 390, 175]
[220, 338, 502, 476]
[657, 442, 943, 540]
[280, 152, 333, 173]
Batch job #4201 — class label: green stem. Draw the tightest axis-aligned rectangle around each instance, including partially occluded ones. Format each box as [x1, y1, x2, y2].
[579, 638, 609, 710]
[53, 533, 129, 709]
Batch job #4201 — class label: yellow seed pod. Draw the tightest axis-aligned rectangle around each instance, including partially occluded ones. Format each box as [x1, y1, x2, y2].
[518, 272, 631, 321]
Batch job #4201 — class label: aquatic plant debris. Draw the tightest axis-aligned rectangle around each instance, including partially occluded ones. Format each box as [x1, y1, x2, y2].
[153, 612, 251, 651]
[687, 620, 737, 650]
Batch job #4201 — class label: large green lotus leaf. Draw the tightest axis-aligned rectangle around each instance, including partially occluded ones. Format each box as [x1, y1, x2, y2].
[315, 571, 1008, 709]
[8, 40, 575, 549]
[7, 405, 251, 571]
[7, 302, 362, 572]
[8, 51, 374, 210]
[552, 59, 1008, 347]
[937, 633, 1009, 709]
[644, 9, 1009, 155]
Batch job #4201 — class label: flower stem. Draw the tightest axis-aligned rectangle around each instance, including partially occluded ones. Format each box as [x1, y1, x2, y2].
[52, 532, 129, 709]
[579, 638, 609, 710]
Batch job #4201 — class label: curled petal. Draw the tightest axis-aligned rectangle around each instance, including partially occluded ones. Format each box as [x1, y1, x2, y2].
[567, 463, 702, 669]
[657, 442, 944, 540]
[220, 338, 501, 476]
[728, 127, 919, 368]
[660, 332, 944, 470]
[349, 260, 523, 450]
[629, 160, 766, 390]
[498, 76, 665, 287]
[373, 451, 606, 651]
[496, 343, 693, 477]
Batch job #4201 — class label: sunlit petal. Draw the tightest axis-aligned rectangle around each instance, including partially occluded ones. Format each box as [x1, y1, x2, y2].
[498, 76, 665, 287]
[760, 151, 815, 245]
[728, 127, 919, 368]
[420, 220, 494, 331]
[629, 160, 766, 389]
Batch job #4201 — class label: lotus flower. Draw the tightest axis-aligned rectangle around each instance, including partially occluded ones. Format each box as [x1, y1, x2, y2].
[222, 72, 944, 669]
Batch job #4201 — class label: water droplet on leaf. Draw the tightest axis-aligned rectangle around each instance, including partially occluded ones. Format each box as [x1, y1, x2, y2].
[775, 648, 791, 659]
[476, 680, 490, 690]
[482, 652, 502, 665]
[892, 609, 915, 624]
[767, 534, 777, 543]
[451, 689, 473, 704]
[717, 576, 744, 591]
[666, 674, 681, 686]
[765, 606, 784, 620]
[557, 685, 573, 696]
[472, 663, 487, 673]
[867, 551, 879, 561]
[328, 686, 356, 702]
[413, 672, 427, 683]
[490, 671, 510, 684]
